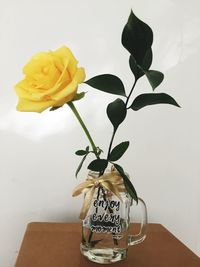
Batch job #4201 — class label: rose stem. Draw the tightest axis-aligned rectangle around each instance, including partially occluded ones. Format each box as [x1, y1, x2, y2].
[67, 102, 99, 159]
[68, 101, 100, 244]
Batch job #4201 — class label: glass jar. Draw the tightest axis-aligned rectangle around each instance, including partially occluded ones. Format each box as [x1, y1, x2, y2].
[80, 170, 147, 264]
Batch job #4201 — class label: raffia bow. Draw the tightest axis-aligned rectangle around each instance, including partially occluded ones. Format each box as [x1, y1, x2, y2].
[72, 171, 125, 220]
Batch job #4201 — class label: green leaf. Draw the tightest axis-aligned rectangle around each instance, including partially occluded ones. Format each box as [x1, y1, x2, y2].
[129, 56, 143, 80]
[49, 106, 62, 111]
[114, 164, 138, 202]
[109, 141, 130, 161]
[129, 48, 152, 80]
[122, 10, 153, 66]
[75, 150, 87, 156]
[142, 48, 153, 70]
[85, 146, 90, 152]
[130, 93, 180, 111]
[85, 74, 126, 97]
[76, 154, 87, 177]
[123, 175, 138, 203]
[145, 70, 164, 90]
[107, 99, 127, 130]
[73, 92, 86, 101]
[88, 159, 108, 172]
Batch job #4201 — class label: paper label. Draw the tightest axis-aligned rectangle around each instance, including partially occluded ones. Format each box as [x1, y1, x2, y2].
[90, 199, 121, 234]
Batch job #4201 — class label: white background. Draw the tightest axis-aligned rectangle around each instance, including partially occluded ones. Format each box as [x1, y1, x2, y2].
[0, 0, 200, 266]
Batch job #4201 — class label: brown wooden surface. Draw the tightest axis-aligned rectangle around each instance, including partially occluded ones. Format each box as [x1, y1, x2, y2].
[14, 223, 200, 267]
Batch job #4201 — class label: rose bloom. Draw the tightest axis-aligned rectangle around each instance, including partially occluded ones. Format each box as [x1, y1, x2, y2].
[15, 46, 85, 112]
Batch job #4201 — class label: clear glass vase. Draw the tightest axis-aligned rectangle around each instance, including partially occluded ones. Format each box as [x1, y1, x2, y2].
[80, 170, 147, 264]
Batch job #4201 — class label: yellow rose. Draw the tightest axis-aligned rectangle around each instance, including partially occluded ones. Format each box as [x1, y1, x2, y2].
[15, 46, 85, 112]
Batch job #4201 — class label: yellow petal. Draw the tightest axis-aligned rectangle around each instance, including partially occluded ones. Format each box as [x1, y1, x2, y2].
[15, 63, 71, 101]
[16, 98, 55, 113]
[23, 52, 53, 77]
[15, 79, 49, 101]
[51, 53, 65, 73]
[23, 52, 62, 91]
[54, 46, 78, 77]
[53, 90, 77, 106]
[15, 45, 86, 113]
[74, 67, 86, 83]
[52, 79, 78, 101]
[51, 68, 85, 102]
[29, 57, 71, 98]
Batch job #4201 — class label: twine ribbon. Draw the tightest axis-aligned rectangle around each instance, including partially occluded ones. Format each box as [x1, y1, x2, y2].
[72, 171, 125, 220]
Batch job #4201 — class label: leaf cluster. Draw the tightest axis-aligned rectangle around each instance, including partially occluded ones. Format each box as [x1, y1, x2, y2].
[77, 11, 181, 201]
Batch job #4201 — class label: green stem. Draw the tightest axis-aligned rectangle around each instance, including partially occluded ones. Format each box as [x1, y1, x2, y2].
[107, 79, 138, 159]
[68, 102, 100, 245]
[67, 102, 99, 159]
[107, 128, 117, 160]
[125, 79, 137, 107]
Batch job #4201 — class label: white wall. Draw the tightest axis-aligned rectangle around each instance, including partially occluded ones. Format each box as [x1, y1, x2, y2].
[0, 0, 200, 266]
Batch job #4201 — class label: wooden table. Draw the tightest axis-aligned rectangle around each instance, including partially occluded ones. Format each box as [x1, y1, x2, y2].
[14, 223, 199, 267]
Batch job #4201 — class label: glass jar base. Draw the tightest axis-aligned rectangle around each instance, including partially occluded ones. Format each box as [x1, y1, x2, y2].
[80, 243, 127, 264]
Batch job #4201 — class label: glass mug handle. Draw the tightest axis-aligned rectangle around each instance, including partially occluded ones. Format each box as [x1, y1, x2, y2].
[128, 197, 148, 246]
